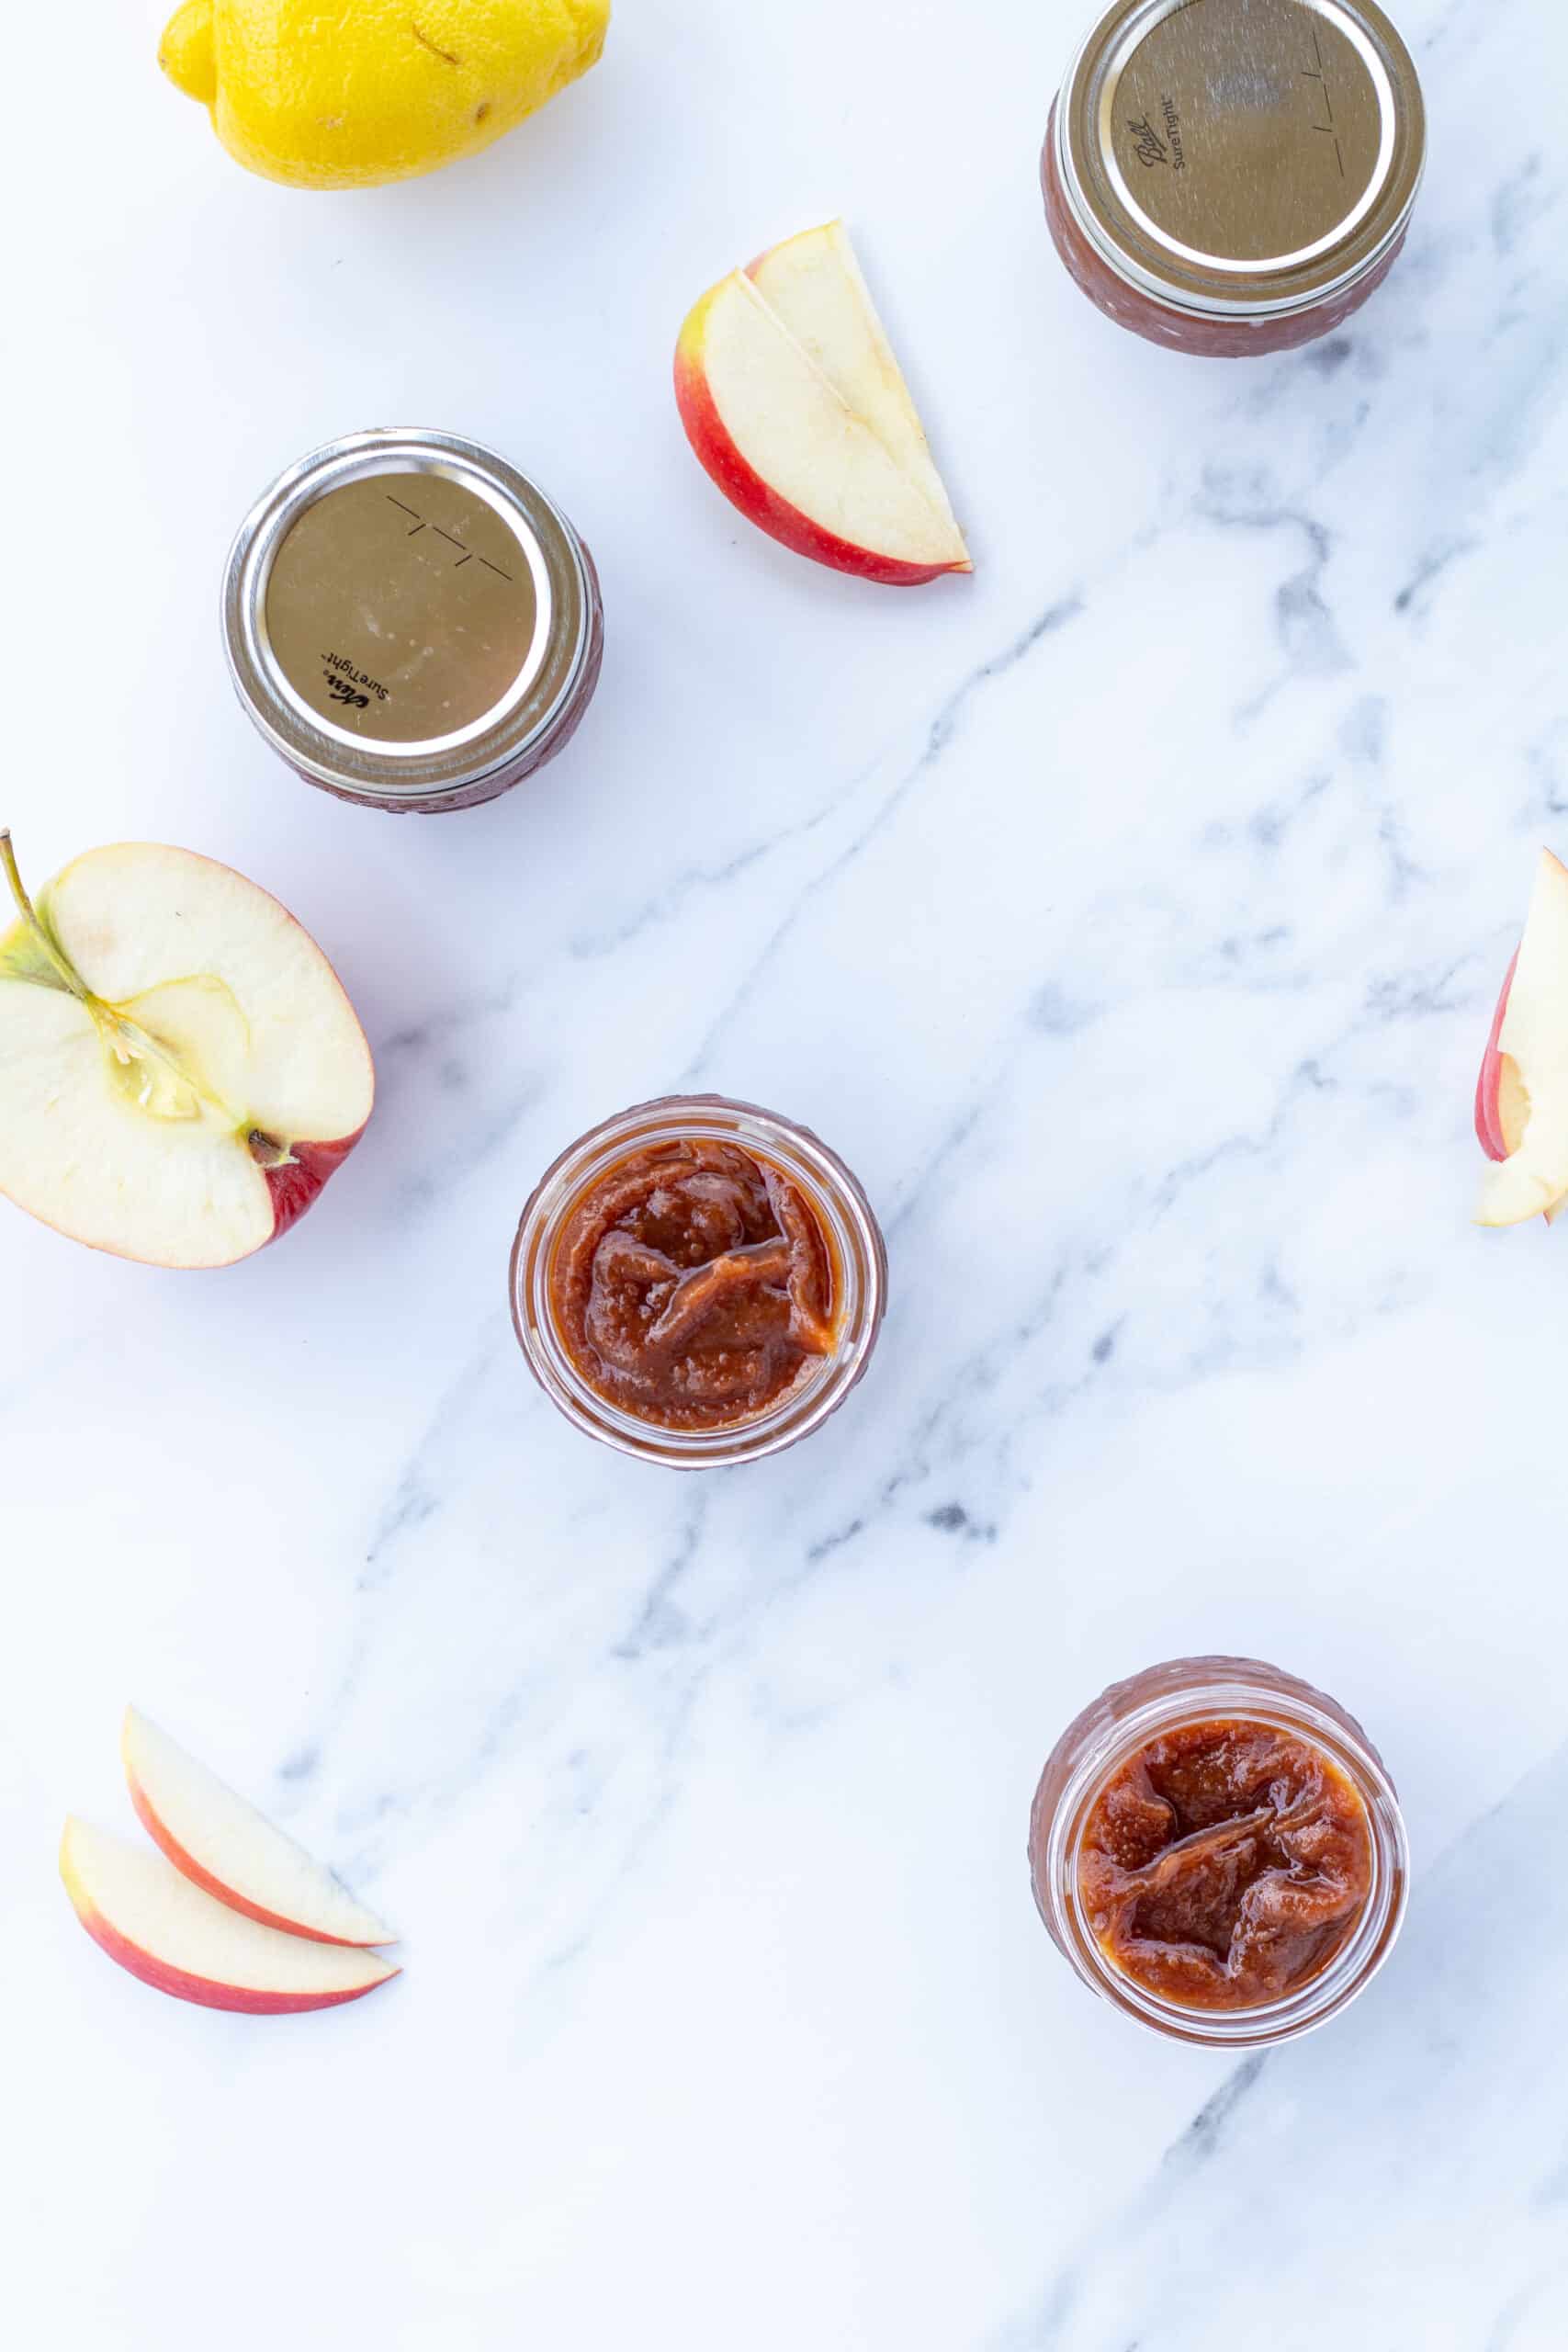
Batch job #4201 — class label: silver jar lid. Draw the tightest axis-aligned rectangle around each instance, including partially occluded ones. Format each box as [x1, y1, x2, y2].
[1055, 0, 1425, 321]
[223, 427, 595, 806]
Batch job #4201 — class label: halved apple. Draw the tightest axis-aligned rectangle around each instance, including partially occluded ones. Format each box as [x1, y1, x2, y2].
[1476, 850, 1568, 1227]
[674, 222, 970, 586]
[123, 1706, 393, 1948]
[0, 835, 373, 1267]
[60, 1817, 400, 2014]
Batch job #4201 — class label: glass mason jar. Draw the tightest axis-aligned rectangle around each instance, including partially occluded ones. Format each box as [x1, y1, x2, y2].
[510, 1094, 887, 1467]
[223, 428, 603, 812]
[1028, 1655, 1409, 2047]
[1042, 0, 1425, 358]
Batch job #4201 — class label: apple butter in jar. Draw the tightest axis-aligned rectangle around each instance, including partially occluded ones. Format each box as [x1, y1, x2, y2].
[1042, 0, 1425, 357]
[510, 1096, 886, 1466]
[1029, 1656, 1407, 2044]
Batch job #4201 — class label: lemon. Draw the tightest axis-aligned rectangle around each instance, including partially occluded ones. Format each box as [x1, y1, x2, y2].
[158, 0, 610, 189]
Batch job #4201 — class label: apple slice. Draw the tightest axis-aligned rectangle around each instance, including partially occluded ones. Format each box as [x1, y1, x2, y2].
[123, 1707, 393, 1948]
[1475, 948, 1523, 1163]
[1476, 850, 1568, 1227]
[61, 1818, 400, 2014]
[747, 220, 964, 548]
[674, 239, 970, 586]
[0, 835, 373, 1267]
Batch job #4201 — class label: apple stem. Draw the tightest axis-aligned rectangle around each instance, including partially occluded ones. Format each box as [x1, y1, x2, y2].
[0, 830, 33, 922]
[0, 830, 89, 1003]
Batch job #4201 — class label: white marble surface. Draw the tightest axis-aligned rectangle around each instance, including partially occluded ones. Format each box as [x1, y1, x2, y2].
[6, 1, 1568, 2344]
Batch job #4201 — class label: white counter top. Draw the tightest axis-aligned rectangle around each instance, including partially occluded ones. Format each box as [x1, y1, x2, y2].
[6, 2, 1565, 2344]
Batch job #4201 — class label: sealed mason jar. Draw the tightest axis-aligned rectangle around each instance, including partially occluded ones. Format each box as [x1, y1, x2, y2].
[223, 427, 603, 812]
[511, 1094, 886, 1467]
[1028, 1655, 1408, 2046]
[1042, 0, 1425, 356]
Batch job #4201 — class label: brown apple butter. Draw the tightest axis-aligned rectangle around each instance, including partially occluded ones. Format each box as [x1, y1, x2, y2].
[1077, 1718, 1373, 2009]
[547, 1139, 839, 1431]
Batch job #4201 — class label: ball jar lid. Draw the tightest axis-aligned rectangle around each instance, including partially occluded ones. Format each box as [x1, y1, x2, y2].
[223, 428, 595, 805]
[1055, 0, 1425, 320]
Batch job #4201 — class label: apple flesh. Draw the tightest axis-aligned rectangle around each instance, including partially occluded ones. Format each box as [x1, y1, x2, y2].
[1475, 850, 1568, 1227]
[0, 835, 373, 1266]
[746, 220, 964, 551]
[60, 1817, 399, 2014]
[123, 1706, 394, 1948]
[674, 221, 970, 586]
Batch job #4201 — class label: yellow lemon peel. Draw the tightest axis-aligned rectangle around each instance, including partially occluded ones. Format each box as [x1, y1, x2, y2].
[158, 0, 610, 189]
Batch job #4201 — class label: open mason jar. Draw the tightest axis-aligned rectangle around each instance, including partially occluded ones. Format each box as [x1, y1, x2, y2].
[1042, 0, 1425, 357]
[510, 1095, 887, 1467]
[1029, 1655, 1409, 2046]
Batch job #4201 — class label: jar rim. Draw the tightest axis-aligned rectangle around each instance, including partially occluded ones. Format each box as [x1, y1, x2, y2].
[509, 1094, 888, 1468]
[1031, 1660, 1409, 2047]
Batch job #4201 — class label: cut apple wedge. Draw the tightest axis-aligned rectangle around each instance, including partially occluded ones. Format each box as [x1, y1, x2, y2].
[0, 835, 373, 1267]
[123, 1706, 393, 1948]
[675, 225, 970, 586]
[1476, 850, 1568, 1227]
[61, 1818, 400, 2014]
[747, 220, 964, 548]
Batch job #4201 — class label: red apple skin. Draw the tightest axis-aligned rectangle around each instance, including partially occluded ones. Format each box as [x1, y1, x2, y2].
[1475, 950, 1518, 1162]
[261, 1125, 369, 1247]
[1472, 933, 1562, 1226]
[124, 1766, 378, 1949]
[673, 291, 968, 589]
[63, 1880, 399, 2014]
[248, 891, 374, 1251]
